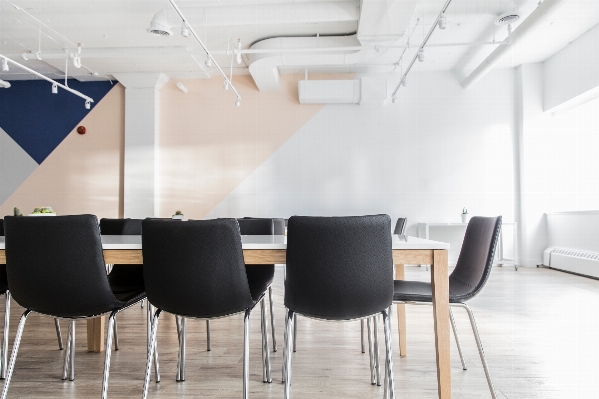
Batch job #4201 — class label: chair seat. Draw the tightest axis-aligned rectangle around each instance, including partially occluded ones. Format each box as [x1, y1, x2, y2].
[393, 280, 470, 304]
[246, 265, 275, 301]
[108, 265, 145, 293]
[113, 289, 147, 307]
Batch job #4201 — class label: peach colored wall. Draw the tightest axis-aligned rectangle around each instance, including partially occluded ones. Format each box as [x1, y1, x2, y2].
[158, 74, 352, 219]
[0, 84, 125, 218]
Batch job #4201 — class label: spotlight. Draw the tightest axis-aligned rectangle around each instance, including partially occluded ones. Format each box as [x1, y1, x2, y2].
[2, 59, 8, 72]
[147, 10, 173, 36]
[235, 98, 241, 107]
[392, 95, 397, 104]
[418, 49, 424, 62]
[205, 56, 212, 67]
[438, 13, 446, 29]
[181, 21, 189, 38]
[402, 78, 407, 87]
[224, 80, 229, 90]
[85, 100, 91, 109]
[176, 82, 188, 93]
[52, 83, 58, 94]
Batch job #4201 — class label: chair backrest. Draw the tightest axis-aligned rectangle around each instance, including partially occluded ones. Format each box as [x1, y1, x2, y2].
[0, 219, 4, 236]
[285, 215, 393, 320]
[99, 218, 127, 235]
[142, 219, 254, 318]
[4, 215, 121, 317]
[393, 217, 407, 235]
[449, 216, 502, 301]
[237, 218, 273, 235]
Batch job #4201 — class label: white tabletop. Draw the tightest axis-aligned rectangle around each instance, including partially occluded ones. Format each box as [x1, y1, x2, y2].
[0, 235, 449, 250]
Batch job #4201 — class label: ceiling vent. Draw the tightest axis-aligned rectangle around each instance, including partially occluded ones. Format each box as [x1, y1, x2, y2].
[147, 10, 173, 36]
[494, 12, 521, 26]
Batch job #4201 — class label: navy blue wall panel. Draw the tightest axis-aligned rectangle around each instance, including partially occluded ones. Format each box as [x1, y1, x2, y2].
[0, 79, 114, 164]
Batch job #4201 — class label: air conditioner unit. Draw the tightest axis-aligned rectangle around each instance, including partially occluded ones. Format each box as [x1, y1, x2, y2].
[298, 77, 387, 105]
[543, 247, 599, 279]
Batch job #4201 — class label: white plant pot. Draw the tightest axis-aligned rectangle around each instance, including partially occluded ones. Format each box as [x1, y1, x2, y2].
[461, 214, 469, 223]
[172, 215, 184, 220]
[28, 213, 56, 216]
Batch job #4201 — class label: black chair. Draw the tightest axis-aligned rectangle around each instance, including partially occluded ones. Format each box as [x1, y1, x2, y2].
[0, 219, 63, 381]
[141, 219, 272, 399]
[393, 216, 502, 399]
[393, 217, 407, 235]
[282, 215, 396, 399]
[2, 215, 147, 399]
[238, 218, 277, 352]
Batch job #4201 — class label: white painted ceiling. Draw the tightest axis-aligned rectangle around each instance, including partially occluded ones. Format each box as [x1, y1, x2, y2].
[0, 0, 598, 85]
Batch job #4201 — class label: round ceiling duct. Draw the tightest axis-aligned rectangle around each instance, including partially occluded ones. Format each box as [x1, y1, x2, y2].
[147, 10, 173, 36]
[494, 12, 521, 26]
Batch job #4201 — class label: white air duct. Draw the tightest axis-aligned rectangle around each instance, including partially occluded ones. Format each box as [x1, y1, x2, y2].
[298, 77, 387, 105]
[248, 0, 417, 92]
[0, 79, 10, 88]
[461, 0, 568, 89]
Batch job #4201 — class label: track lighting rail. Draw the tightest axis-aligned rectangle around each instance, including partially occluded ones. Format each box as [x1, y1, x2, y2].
[0, 54, 94, 106]
[166, 0, 241, 104]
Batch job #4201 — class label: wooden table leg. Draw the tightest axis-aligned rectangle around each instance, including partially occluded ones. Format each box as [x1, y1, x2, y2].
[431, 250, 451, 399]
[87, 316, 105, 352]
[394, 264, 407, 357]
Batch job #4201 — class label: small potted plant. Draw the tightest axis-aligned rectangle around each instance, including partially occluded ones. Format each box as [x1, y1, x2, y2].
[13, 207, 23, 216]
[172, 210, 184, 220]
[29, 206, 56, 216]
[461, 207, 469, 223]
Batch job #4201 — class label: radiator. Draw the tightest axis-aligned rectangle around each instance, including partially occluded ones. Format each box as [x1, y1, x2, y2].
[543, 247, 599, 279]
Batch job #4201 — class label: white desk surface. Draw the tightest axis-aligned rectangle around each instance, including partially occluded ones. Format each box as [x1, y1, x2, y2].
[0, 235, 449, 250]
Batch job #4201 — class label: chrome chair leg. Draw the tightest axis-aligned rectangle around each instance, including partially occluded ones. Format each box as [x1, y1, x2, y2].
[69, 320, 75, 381]
[243, 308, 251, 399]
[293, 314, 297, 352]
[147, 303, 160, 383]
[460, 304, 497, 399]
[260, 298, 272, 383]
[449, 308, 467, 370]
[282, 308, 288, 382]
[268, 286, 277, 352]
[54, 318, 63, 350]
[179, 317, 187, 381]
[206, 320, 211, 351]
[360, 319, 365, 353]
[373, 315, 381, 386]
[1, 291, 10, 379]
[382, 309, 395, 399]
[101, 313, 117, 399]
[283, 310, 294, 399]
[62, 322, 72, 380]
[141, 299, 145, 308]
[176, 316, 181, 382]
[142, 309, 162, 399]
[367, 317, 376, 385]
[0, 310, 31, 399]
[113, 316, 120, 351]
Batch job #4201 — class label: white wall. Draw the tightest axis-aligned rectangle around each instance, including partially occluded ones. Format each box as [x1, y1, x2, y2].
[520, 63, 599, 265]
[206, 69, 516, 237]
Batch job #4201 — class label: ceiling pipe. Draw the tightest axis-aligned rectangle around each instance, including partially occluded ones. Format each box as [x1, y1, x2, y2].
[461, 0, 568, 89]
[17, 41, 506, 61]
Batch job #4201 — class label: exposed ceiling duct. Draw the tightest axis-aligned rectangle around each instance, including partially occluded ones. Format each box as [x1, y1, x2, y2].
[461, 0, 568, 89]
[248, 0, 417, 92]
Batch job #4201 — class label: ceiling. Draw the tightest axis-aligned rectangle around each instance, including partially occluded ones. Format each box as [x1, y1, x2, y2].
[0, 0, 598, 87]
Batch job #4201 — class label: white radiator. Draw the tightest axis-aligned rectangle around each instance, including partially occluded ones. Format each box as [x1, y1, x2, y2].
[543, 247, 599, 279]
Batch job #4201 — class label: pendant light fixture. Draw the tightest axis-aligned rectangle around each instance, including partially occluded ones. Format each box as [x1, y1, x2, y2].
[147, 10, 173, 36]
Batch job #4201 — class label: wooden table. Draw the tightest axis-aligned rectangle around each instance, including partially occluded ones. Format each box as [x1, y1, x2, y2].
[0, 235, 451, 399]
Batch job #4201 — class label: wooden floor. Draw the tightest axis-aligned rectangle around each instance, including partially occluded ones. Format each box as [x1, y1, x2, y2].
[1, 265, 598, 398]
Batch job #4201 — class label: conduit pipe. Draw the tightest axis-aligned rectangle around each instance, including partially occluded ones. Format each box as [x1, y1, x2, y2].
[461, 0, 568, 89]
[17, 41, 506, 61]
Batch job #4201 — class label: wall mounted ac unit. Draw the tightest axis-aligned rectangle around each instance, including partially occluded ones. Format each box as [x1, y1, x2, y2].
[298, 77, 387, 105]
[543, 247, 599, 279]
